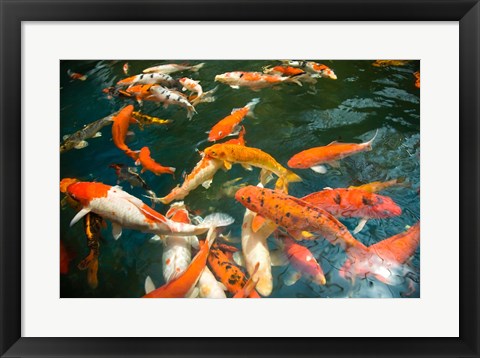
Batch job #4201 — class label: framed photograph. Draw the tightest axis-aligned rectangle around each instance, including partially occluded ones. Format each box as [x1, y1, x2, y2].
[1, 0, 479, 357]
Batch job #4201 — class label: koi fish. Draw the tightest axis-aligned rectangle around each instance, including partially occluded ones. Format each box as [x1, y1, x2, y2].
[148, 86, 197, 120]
[77, 212, 104, 289]
[135, 146, 176, 177]
[283, 61, 337, 79]
[287, 130, 378, 174]
[348, 177, 409, 193]
[301, 188, 402, 234]
[208, 98, 259, 142]
[263, 65, 306, 77]
[117, 72, 176, 87]
[144, 226, 217, 298]
[143, 62, 205, 75]
[111, 105, 139, 160]
[208, 243, 260, 298]
[196, 266, 227, 298]
[203, 143, 302, 191]
[339, 222, 420, 285]
[224, 126, 247, 146]
[235, 186, 366, 252]
[67, 69, 87, 81]
[63, 180, 234, 239]
[123, 84, 156, 104]
[413, 71, 420, 88]
[109, 163, 157, 206]
[132, 111, 172, 128]
[60, 110, 119, 153]
[273, 234, 326, 286]
[372, 60, 410, 67]
[215, 71, 303, 91]
[235, 203, 274, 296]
[123, 62, 129, 75]
[179, 77, 203, 103]
[233, 263, 260, 298]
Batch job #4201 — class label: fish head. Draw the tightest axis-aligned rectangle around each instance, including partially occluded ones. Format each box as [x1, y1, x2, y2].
[203, 144, 227, 160]
[214, 72, 241, 84]
[235, 185, 264, 212]
[368, 194, 402, 218]
[323, 68, 337, 80]
[66, 181, 111, 206]
[166, 202, 191, 224]
[286, 154, 304, 168]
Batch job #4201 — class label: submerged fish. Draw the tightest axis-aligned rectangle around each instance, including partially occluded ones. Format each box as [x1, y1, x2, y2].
[263, 65, 306, 77]
[301, 188, 402, 234]
[208, 98, 259, 142]
[109, 163, 157, 206]
[111, 105, 139, 160]
[215, 71, 302, 91]
[135, 146, 176, 177]
[283, 61, 337, 79]
[62, 180, 234, 239]
[132, 111, 172, 128]
[143, 62, 205, 75]
[287, 130, 378, 174]
[348, 177, 409, 193]
[67, 69, 87, 81]
[60, 110, 119, 153]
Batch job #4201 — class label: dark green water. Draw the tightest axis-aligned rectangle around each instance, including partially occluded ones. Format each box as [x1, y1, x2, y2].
[60, 60, 420, 298]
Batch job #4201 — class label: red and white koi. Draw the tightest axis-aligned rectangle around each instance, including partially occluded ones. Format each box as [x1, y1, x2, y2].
[283, 61, 337, 80]
[179, 77, 203, 104]
[215, 71, 303, 91]
[143, 62, 205, 75]
[63, 180, 234, 240]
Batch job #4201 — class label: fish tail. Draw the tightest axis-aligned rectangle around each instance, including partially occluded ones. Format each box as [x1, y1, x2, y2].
[285, 170, 302, 183]
[246, 98, 260, 117]
[286, 77, 303, 87]
[191, 63, 205, 72]
[199, 213, 234, 230]
[365, 129, 379, 149]
[186, 105, 197, 120]
[146, 190, 158, 208]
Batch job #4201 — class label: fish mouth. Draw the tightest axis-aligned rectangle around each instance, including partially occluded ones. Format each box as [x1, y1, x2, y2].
[330, 74, 338, 80]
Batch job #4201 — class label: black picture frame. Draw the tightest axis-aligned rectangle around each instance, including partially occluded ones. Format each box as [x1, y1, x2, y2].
[1, 0, 478, 357]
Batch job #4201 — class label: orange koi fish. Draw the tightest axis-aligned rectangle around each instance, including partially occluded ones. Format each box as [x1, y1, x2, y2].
[215, 71, 302, 91]
[111, 105, 138, 160]
[349, 177, 409, 193]
[208, 243, 260, 298]
[117, 72, 176, 87]
[77, 212, 105, 289]
[62, 180, 234, 239]
[339, 222, 420, 285]
[413, 71, 420, 88]
[235, 186, 366, 252]
[143, 62, 204, 75]
[67, 69, 87, 81]
[135, 146, 176, 177]
[233, 263, 260, 298]
[124, 84, 156, 104]
[287, 130, 378, 174]
[208, 98, 259, 142]
[143, 226, 217, 298]
[274, 234, 326, 286]
[372, 60, 410, 67]
[301, 188, 402, 234]
[203, 143, 302, 191]
[283, 61, 337, 79]
[264, 65, 306, 77]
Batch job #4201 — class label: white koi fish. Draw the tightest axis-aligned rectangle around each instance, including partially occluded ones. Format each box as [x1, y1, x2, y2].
[117, 72, 176, 87]
[148, 86, 197, 120]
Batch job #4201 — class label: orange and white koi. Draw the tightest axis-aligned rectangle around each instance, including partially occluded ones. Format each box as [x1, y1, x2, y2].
[287, 130, 378, 174]
[63, 180, 234, 240]
[143, 62, 205, 75]
[148, 86, 197, 120]
[349, 177, 409, 193]
[117, 72, 176, 87]
[273, 234, 326, 286]
[283, 61, 337, 80]
[301, 188, 402, 234]
[143, 226, 217, 298]
[215, 71, 303, 91]
[179, 77, 203, 102]
[135, 146, 176, 177]
[203, 143, 302, 191]
[208, 243, 260, 298]
[111, 105, 139, 160]
[208, 98, 259, 142]
[67, 69, 87, 81]
[235, 186, 366, 252]
[339, 222, 420, 285]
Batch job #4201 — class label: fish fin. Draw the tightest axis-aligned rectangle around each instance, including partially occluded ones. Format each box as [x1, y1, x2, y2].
[353, 218, 368, 234]
[126, 131, 135, 137]
[365, 129, 379, 149]
[201, 179, 213, 189]
[112, 223, 123, 240]
[93, 132, 102, 138]
[223, 161, 232, 170]
[191, 63, 204, 72]
[328, 160, 341, 168]
[230, 85, 240, 89]
[311, 165, 328, 174]
[270, 249, 289, 266]
[323, 186, 333, 190]
[218, 282, 228, 291]
[62, 134, 70, 140]
[245, 98, 260, 118]
[287, 77, 303, 87]
[283, 269, 302, 286]
[189, 236, 200, 249]
[74, 141, 89, 149]
[241, 163, 253, 171]
[186, 287, 199, 298]
[149, 235, 162, 241]
[144, 276, 156, 294]
[251, 214, 266, 233]
[70, 208, 91, 227]
[200, 213, 235, 230]
[260, 169, 273, 186]
[233, 252, 246, 267]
